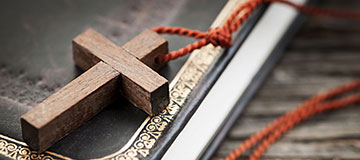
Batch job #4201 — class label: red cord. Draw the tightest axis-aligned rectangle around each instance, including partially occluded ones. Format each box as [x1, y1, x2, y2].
[153, 0, 261, 62]
[152, 0, 360, 159]
[153, 0, 360, 63]
[224, 79, 360, 160]
[225, 79, 360, 160]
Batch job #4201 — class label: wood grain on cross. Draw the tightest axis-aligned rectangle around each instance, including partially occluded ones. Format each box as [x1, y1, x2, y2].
[20, 29, 170, 152]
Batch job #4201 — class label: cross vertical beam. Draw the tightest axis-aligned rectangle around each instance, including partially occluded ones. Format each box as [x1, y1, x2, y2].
[21, 29, 169, 152]
[73, 29, 169, 114]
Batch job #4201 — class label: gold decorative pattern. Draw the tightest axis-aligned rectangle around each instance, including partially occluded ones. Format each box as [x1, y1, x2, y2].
[0, 135, 69, 160]
[0, 45, 221, 160]
[0, 0, 247, 159]
[103, 45, 221, 160]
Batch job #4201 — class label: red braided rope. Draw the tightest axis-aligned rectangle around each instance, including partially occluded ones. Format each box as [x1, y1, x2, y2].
[151, 0, 360, 159]
[225, 79, 360, 160]
[223, 1, 360, 159]
[153, 0, 261, 62]
[153, 0, 360, 63]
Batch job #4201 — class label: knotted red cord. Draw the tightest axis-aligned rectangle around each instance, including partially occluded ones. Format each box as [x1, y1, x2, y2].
[152, 0, 360, 159]
[153, 0, 261, 62]
[153, 0, 360, 63]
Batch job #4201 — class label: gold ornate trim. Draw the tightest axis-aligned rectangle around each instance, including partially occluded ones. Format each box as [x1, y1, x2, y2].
[99, 45, 221, 160]
[0, 0, 248, 159]
[0, 135, 71, 160]
[0, 45, 221, 160]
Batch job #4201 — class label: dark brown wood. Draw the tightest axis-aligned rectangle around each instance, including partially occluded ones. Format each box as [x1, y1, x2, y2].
[21, 62, 120, 152]
[21, 28, 169, 152]
[123, 29, 169, 70]
[73, 29, 169, 114]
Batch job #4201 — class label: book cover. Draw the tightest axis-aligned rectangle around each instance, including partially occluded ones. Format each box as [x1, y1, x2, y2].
[0, 0, 264, 159]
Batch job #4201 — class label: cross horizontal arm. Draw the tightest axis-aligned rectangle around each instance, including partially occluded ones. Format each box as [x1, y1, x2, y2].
[21, 29, 170, 152]
[122, 29, 168, 70]
[74, 29, 168, 71]
[73, 29, 169, 114]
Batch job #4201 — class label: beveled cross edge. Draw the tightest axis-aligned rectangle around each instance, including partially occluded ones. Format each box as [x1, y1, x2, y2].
[20, 28, 170, 152]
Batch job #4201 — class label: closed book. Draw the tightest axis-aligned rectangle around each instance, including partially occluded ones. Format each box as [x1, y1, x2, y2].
[0, 0, 302, 159]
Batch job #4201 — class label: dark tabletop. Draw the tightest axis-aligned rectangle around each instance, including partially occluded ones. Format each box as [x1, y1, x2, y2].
[213, 0, 360, 159]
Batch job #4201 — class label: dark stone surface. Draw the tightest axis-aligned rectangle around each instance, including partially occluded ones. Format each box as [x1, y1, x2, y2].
[0, 0, 226, 159]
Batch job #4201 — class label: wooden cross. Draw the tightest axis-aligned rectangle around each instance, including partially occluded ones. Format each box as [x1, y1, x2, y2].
[20, 29, 170, 152]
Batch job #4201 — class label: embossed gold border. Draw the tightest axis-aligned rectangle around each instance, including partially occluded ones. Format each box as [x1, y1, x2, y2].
[0, 135, 71, 160]
[0, 0, 248, 159]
